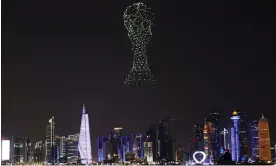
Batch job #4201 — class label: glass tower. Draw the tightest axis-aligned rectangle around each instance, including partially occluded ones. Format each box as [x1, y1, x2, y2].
[78, 104, 92, 164]
[249, 120, 259, 161]
[230, 109, 240, 162]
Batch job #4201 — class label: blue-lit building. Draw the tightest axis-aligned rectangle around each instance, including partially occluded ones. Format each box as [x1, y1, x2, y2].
[120, 136, 131, 162]
[230, 109, 240, 162]
[98, 136, 108, 162]
[132, 134, 144, 159]
[249, 120, 259, 161]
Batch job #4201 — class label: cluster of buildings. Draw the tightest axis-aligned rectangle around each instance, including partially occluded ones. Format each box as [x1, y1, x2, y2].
[1, 107, 275, 165]
[1, 105, 92, 165]
[97, 119, 176, 164]
[190, 109, 275, 164]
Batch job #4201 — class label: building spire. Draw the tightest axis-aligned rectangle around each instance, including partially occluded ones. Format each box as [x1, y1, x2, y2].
[82, 104, 86, 114]
[262, 113, 264, 118]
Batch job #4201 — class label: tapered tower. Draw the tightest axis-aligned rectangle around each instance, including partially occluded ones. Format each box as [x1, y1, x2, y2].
[78, 104, 93, 164]
[258, 114, 271, 161]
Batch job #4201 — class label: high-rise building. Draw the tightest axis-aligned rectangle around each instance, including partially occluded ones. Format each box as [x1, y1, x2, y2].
[145, 124, 156, 161]
[98, 136, 108, 162]
[132, 134, 144, 159]
[193, 124, 204, 151]
[230, 109, 240, 162]
[45, 116, 56, 164]
[66, 136, 79, 164]
[78, 104, 92, 164]
[120, 136, 131, 162]
[1, 139, 10, 161]
[55, 136, 66, 163]
[13, 137, 25, 164]
[156, 119, 175, 162]
[258, 114, 271, 161]
[249, 120, 259, 161]
[238, 111, 249, 160]
[34, 141, 45, 164]
[144, 141, 153, 163]
[203, 113, 220, 161]
[24, 138, 32, 163]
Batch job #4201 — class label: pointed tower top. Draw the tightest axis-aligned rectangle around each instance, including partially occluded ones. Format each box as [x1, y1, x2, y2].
[260, 113, 267, 121]
[82, 104, 86, 114]
[232, 108, 238, 116]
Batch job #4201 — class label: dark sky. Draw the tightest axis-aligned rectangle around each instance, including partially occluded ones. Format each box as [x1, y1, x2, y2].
[2, 0, 274, 160]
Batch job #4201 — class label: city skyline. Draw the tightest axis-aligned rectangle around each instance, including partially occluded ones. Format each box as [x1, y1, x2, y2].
[2, 0, 274, 163]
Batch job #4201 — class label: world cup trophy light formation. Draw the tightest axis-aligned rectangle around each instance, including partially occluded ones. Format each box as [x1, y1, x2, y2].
[123, 2, 156, 86]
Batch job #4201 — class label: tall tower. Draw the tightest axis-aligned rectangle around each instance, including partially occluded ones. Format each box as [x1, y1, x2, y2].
[123, 2, 156, 85]
[230, 108, 240, 162]
[258, 114, 271, 161]
[78, 104, 92, 164]
[45, 116, 56, 164]
[132, 134, 144, 159]
[249, 120, 259, 161]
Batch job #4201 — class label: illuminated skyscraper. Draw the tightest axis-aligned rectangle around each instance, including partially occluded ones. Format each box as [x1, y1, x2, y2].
[34, 141, 45, 164]
[203, 113, 220, 161]
[258, 114, 271, 161]
[132, 134, 144, 159]
[193, 124, 204, 151]
[230, 109, 240, 162]
[238, 111, 249, 160]
[145, 125, 156, 161]
[144, 141, 153, 163]
[13, 137, 25, 164]
[98, 136, 108, 162]
[45, 116, 56, 164]
[78, 105, 92, 164]
[24, 138, 32, 163]
[120, 136, 131, 162]
[249, 120, 259, 161]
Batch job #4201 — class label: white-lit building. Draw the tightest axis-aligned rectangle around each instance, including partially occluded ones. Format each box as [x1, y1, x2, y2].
[1, 139, 10, 161]
[78, 104, 92, 164]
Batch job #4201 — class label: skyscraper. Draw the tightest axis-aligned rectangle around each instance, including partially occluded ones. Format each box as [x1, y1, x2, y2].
[144, 141, 153, 163]
[24, 138, 32, 163]
[145, 124, 156, 161]
[203, 113, 220, 161]
[230, 109, 240, 162]
[45, 116, 56, 164]
[120, 136, 131, 162]
[249, 120, 259, 161]
[193, 124, 204, 151]
[132, 134, 144, 159]
[78, 104, 92, 164]
[34, 141, 45, 164]
[238, 111, 249, 160]
[258, 114, 271, 161]
[156, 120, 169, 162]
[156, 119, 175, 162]
[13, 137, 25, 164]
[98, 136, 108, 162]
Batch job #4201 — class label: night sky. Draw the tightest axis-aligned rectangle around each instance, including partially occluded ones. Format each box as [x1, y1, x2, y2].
[2, 0, 274, 159]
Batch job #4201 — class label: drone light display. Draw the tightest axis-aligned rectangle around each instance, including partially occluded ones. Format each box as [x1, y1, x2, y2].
[123, 2, 156, 85]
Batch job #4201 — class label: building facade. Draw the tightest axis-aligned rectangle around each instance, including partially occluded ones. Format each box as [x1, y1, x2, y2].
[78, 105, 92, 164]
[258, 114, 271, 161]
[13, 137, 25, 164]
[45, 116, 56, 164]
[144, 141, 153, 163]
[98, 136, 108, 162]
[34, 141, 45, 164]
[230, 109, 240, 162]
[249, 120, 259, 161]
[132, 134, 144, 159]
